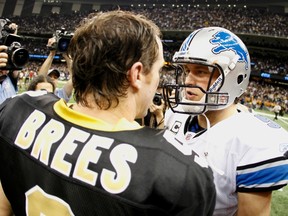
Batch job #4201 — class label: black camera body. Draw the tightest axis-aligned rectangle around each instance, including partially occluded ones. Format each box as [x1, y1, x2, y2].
[50, 28, 73, 53]
[0, 18, 29, 70]
[153, 92, 163, 106]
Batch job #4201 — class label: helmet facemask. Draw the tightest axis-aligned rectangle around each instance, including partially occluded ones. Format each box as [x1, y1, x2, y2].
[163, 61, 229, 115]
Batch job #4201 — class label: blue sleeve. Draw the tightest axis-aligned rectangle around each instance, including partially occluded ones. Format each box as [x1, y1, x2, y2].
[55, 88, 71, 102]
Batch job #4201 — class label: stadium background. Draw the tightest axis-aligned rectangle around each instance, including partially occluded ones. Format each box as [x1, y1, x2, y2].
[0, 0, 287, 215]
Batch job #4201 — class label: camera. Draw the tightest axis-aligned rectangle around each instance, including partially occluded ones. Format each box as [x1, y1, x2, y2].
[0, 18, 29, 70]
[49, 28, 73, 53]
[153, 92, 163, 106]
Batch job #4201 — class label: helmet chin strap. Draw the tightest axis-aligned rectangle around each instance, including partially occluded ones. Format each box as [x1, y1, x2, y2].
[179, 97, 225, 175]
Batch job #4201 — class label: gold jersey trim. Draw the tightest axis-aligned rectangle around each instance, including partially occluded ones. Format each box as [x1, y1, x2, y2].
[54, 99, 142, 132]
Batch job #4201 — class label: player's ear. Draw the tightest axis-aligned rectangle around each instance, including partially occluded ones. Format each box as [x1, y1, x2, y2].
[127, 62, 143, 90]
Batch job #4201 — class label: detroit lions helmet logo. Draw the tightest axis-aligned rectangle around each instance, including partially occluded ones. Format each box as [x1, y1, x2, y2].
[210, 31, 249, 69]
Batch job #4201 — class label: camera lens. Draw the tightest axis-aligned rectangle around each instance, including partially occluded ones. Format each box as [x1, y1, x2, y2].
[11, 48, 29, 68]
[153, 94, 162, 106]
[58, 38, 70, 52]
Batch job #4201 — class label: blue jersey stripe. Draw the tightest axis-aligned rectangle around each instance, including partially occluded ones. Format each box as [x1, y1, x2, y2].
[236, 164, 288, 187]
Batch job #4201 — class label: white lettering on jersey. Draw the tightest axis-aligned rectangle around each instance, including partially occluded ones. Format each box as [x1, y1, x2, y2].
[31, 119, 65, 165]
[14, 110, 138, 194]
[72, 133, 113, 185]
[51, 127, 90, 176]
[15, 110, 46, 149]
[101, 144, 138, 194]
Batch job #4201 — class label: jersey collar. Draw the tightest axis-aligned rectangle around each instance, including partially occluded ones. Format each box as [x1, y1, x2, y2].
[53, 99, 142, 131]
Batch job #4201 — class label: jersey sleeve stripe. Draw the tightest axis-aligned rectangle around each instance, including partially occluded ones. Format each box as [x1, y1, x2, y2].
[236, 164, 288, 189]
[237, 160, 288, 175]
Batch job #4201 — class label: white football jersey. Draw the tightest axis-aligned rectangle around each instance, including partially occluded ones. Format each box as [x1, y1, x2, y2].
[164, 108, 288, 216]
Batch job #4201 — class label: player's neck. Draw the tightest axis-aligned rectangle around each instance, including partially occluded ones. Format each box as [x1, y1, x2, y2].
[198, 104, 238, 128]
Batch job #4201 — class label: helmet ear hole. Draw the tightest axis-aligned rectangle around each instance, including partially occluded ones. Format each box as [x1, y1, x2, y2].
[237, 74, 244, 84]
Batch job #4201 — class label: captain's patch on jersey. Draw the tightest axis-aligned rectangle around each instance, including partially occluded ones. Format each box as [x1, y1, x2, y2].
[171, 121, 182, 134]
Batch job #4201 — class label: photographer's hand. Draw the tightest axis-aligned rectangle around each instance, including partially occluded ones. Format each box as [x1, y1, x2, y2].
[62, 53, 72, 72]
[0, 45, 8, 68]
[149, 101, 165, 129]
[8, 23, 18, 35]
[47, 37, 56, 49]
[46, 37, 57, 55]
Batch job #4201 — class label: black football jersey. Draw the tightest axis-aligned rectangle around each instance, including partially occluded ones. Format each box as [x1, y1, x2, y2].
[0, 91, 216, 216]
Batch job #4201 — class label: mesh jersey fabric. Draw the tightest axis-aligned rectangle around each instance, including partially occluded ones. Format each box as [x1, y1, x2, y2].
[0, 91, 216, 216]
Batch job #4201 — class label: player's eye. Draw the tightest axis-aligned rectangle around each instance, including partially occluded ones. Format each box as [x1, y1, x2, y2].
[183, 67, 190, 75]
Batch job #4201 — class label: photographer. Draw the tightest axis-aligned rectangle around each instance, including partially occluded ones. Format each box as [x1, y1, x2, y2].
[0, 21, 20, 104]
[38, 36, 73, 102]
[142, 86, 166, 129]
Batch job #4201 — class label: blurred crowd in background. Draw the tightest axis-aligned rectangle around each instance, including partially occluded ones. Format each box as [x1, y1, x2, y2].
[10, 6, 288, 37]
[5, 5, 288, 115]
